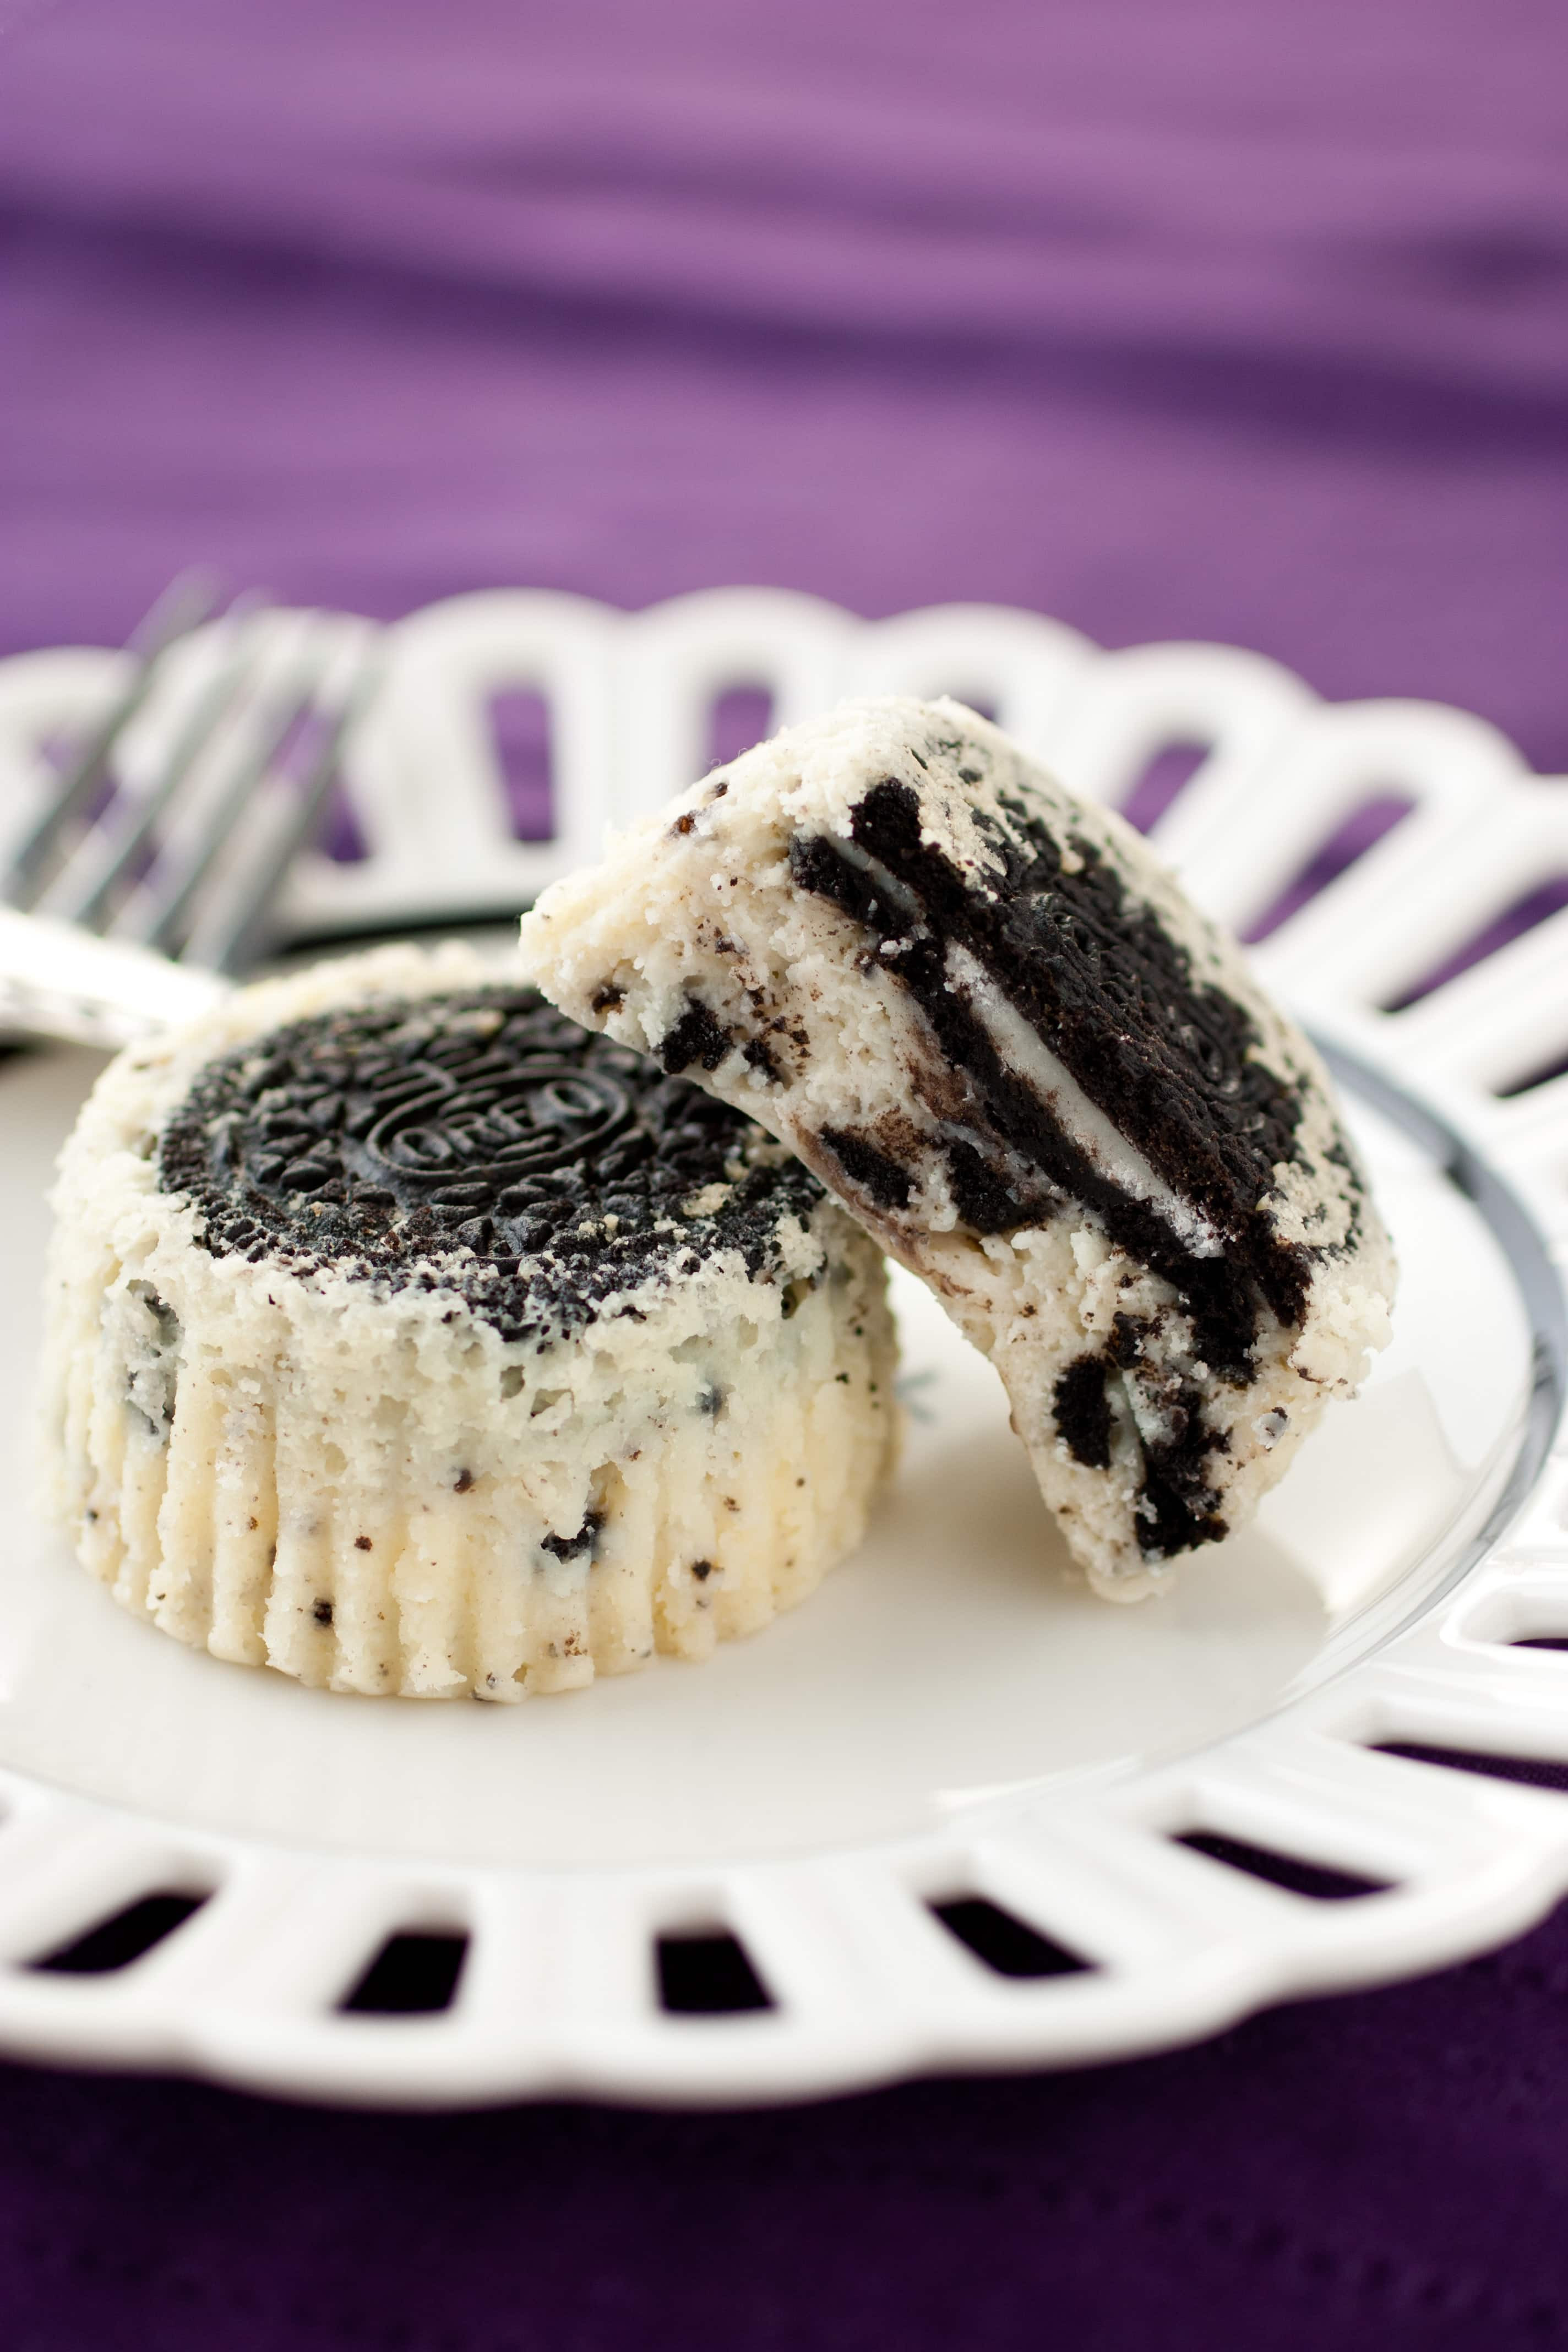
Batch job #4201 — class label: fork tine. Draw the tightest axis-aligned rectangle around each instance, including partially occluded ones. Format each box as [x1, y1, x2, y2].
[40, 596, 267, 929]
[191, 634, 383, 976]
[118, 615, 330, 957]
[0, 571, 221, 910]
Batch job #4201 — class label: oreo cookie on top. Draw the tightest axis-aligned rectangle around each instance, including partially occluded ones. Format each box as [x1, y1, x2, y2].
[42, 944, 897, 1696]
[519, 696, 1396, 1598]
[159, 986, 823, 1351]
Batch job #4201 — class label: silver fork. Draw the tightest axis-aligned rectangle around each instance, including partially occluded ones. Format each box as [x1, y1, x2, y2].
[0, 591, 380, 1049]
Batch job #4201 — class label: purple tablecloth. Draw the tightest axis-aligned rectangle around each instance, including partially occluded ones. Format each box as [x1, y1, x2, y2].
[3, 2, 1567, 2344]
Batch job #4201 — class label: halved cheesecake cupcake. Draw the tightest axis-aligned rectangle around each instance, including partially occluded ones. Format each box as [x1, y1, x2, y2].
[519, 697, 1395, 1598]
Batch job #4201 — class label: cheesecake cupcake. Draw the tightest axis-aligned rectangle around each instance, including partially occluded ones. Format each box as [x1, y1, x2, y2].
[42, 943, 897, 1695]
[518, 696, 1396, 1599]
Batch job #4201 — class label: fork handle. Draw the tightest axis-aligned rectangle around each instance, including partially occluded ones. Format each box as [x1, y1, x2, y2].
[0, 908, 230, 1050]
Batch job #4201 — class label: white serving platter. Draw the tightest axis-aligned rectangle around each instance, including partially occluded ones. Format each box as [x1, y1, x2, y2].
[0, 591, 1564, 2109]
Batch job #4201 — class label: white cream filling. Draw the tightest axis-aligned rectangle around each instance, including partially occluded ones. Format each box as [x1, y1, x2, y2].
[821, 835, 928, 925]
[943, 944, 1224, 1257]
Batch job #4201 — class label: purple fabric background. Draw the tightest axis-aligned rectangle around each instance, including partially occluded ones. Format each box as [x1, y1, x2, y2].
[3, 2, 1568, 2344]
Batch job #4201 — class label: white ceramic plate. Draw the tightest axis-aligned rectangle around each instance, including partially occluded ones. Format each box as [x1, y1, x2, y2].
[0, 595, 1565, 2109]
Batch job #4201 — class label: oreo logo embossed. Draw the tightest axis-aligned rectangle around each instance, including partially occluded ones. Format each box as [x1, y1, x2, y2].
[367, 1064, 636, 1186]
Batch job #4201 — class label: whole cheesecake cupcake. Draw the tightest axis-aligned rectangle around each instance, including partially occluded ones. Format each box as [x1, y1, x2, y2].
[42, 944, 897, 1696]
